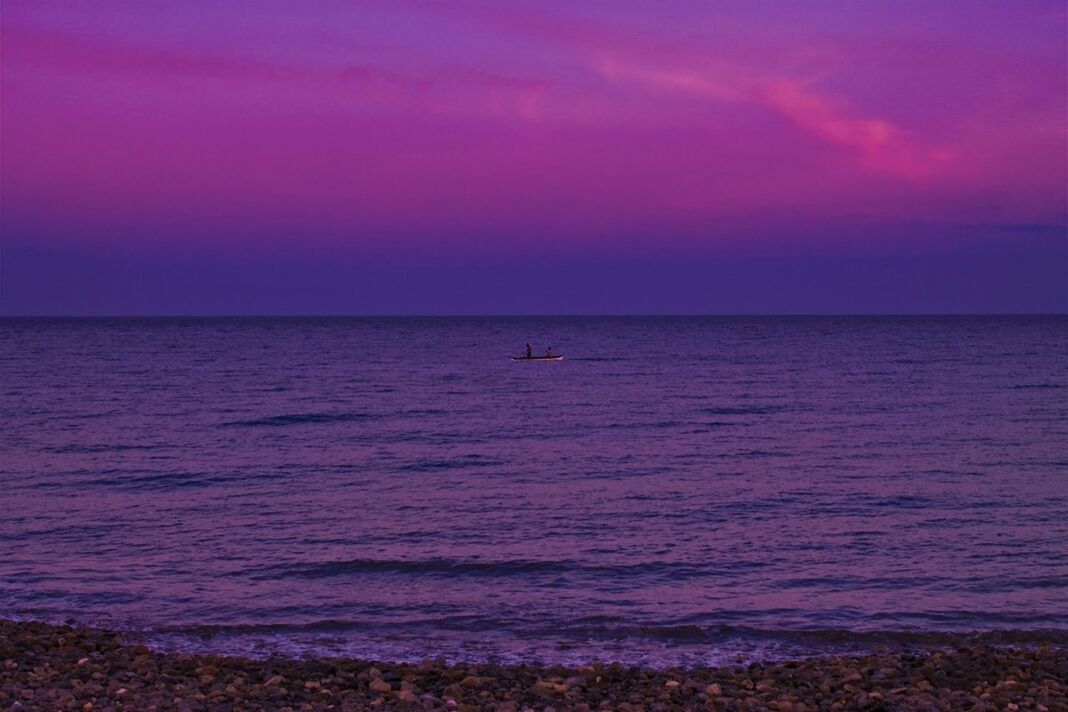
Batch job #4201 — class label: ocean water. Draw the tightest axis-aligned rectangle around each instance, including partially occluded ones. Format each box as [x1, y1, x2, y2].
[1, 316, 1066, 666]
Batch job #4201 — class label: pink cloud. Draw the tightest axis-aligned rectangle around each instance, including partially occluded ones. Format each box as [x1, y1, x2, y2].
[595, 58, 950, 180]
[404, 2, 959, 179]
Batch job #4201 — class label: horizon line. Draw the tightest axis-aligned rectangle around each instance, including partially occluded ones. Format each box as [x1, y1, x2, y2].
[2, 313, 1066, 319]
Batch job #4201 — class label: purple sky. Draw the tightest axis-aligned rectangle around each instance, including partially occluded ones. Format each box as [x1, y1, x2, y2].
[2, 1, 1066, 314]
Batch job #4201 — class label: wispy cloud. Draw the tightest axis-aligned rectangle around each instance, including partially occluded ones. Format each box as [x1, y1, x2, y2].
[399, 1, 954, 179]
[996, 223, 1066, 234]
[1, 24, 553, 122]
[596, 57, 950, 179]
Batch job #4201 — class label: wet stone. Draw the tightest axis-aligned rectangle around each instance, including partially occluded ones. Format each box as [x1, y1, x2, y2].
[1, 620, 1065, 712]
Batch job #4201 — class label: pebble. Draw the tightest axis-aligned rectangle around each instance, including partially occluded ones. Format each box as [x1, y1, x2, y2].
[0, 619, 1064, 712]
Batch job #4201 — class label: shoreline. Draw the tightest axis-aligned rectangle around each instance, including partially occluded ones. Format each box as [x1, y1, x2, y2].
[2, 620, 1065, 711]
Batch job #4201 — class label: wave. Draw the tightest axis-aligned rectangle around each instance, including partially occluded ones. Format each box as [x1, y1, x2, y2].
[240, 557, 767, 581]
[15, 609, 1068, 650]
[397, 456, 503, 472]
[222, 412, 376, 427]
[699, 405, 785, 416]
[246, 557, 575, 580]
[607, 420, 686, 430]
[133, 619, 1068, 665]
[80, 469, 286, 491]
[556, 622, 1068, 648]
[1012, 383, 1066, 389]
[44, 443, 164, 454]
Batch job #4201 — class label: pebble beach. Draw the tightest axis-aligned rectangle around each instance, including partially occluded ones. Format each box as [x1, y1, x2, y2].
[2, 620, 1065, 712]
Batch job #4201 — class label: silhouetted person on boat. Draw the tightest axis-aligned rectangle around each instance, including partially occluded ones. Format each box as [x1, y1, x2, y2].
[546, 347, 553, 357]
[525, 343, 533, 359]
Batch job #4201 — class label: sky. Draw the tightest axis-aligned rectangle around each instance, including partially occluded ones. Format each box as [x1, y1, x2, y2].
[2, 0, 1066, 314]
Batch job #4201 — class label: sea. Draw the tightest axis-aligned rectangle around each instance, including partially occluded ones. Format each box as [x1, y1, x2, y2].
[1, 316, 1066, 667]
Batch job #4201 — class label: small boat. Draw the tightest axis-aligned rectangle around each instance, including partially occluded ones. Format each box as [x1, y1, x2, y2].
[511, 354, 564, 361]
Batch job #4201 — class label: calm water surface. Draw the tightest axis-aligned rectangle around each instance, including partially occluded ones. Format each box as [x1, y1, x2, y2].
[1, 317, 1066, 665]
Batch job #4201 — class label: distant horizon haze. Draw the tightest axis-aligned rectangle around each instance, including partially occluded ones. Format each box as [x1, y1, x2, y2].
[3, 236, 1065, 315]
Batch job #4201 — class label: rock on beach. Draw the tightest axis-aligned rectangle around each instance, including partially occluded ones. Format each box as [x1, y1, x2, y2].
[1, 620, 1065, 711]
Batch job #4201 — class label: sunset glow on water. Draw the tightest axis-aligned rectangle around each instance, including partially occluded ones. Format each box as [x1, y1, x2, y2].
[2, 317, 1065, 664]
